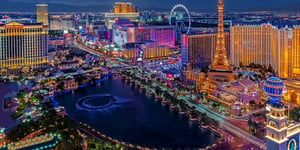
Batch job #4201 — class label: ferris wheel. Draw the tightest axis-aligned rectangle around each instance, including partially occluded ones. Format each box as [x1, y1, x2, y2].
[169, 4, 191, 34]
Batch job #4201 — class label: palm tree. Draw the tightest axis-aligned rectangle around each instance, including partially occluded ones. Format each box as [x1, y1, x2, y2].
[139, 78, 144, 85]
[147, 80, 153, 87]
[164, 92, 171, 101]
[57, 82, 65, 91]
[155, 86, 162, 96]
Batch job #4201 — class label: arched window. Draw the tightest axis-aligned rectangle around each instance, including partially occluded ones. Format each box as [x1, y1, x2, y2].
[281, 122, 286, 128]
[287, 139, 297, 150]
[269, 121, 277, 128]
[275, 112, 282, 117]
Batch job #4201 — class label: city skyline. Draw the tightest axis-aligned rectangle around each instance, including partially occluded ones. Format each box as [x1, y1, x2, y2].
[1, 0, 300, 150]
[0, 0, 300, 12]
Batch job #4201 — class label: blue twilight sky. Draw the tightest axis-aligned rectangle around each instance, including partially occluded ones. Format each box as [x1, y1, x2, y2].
[0, 0, 299, 12]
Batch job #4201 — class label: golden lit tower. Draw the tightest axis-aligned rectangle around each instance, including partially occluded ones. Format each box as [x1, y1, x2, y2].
[211, 0, 230, 71]
[293, 26, 300, 78]
[36, 4, 48, 26]
[105, 2, 139, 29]
[0, 21, 48, 75]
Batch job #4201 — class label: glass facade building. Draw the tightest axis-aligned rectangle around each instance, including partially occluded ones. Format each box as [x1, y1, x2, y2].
[181, 33, 229, 70]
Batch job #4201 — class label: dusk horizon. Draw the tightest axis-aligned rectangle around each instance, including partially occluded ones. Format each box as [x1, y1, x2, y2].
[0, 0, 300, 12]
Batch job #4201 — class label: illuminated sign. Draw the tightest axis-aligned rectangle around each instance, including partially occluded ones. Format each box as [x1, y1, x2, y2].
[168, 74, 173, 79]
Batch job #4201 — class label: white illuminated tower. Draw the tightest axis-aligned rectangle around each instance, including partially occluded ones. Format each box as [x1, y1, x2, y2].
[266, 103, 288, 150]
[264, 77, 288, 150]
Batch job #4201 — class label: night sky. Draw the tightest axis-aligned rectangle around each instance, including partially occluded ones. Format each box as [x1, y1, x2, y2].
[0, 0, 299, 12]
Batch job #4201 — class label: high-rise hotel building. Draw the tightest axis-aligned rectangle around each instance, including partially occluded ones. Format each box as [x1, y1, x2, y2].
[230, 24, 278, 69]
[50, 15, 75, 31]
[36, 4, 49, 26]
[105, 2, 139, 29]
[293, 27, 300, 78]
[181, 33, 229, 70]
[278, 26, 293, 78]
[230, 24, 294, 78]
[0, 21, 48, 74]
[113, 20, 175, 48]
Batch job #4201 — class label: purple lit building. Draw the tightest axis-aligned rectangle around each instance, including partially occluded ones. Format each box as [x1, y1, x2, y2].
[112, 19, 175, 47]
[216, 78, 261, 107]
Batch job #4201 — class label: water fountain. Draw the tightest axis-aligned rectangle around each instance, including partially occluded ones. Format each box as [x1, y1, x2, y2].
[76, 94, 131, 112]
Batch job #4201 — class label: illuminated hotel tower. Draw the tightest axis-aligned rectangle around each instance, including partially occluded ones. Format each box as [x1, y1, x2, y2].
[293, 26, 300, 78]
[230, 24, 294, 79]
[0, 21, 48, 74]
[211, 0, 230, 71]
[105, 2, 139, 29]
[36, 4, 49, 26]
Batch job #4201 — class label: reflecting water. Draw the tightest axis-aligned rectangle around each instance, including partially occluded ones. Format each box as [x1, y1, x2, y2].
[56, 77, 217, 148]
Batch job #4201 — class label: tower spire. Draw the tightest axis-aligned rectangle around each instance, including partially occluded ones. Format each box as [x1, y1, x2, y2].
[211, 0, 230, 71]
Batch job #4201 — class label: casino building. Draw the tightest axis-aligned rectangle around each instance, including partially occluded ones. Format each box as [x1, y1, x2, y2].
[0, 21, 48, 74]
[122, 40, 170, 59]
[230, 24, 294, 79]
[181, 33, 229, 70]
[264, 77, 300, 150]
[105, 2, 139, 29]
[112, 19, 175, 48]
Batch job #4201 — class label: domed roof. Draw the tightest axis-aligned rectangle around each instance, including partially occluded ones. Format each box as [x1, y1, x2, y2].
[265, 77, 284, 86]
[264, 77, 285, 108]
[263, 77, 285, 100]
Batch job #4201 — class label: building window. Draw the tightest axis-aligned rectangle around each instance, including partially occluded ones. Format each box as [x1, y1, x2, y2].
[269, 121, 277, 129]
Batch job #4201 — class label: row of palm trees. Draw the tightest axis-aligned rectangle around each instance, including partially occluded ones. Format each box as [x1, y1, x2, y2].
[121, 68, 218, 127]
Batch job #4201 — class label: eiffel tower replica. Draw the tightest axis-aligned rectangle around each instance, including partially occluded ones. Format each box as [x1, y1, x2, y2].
[209, 0, 233, 82]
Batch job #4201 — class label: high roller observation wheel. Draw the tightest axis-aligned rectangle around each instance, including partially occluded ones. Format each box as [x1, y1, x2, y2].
[169, 4, 191, 34]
